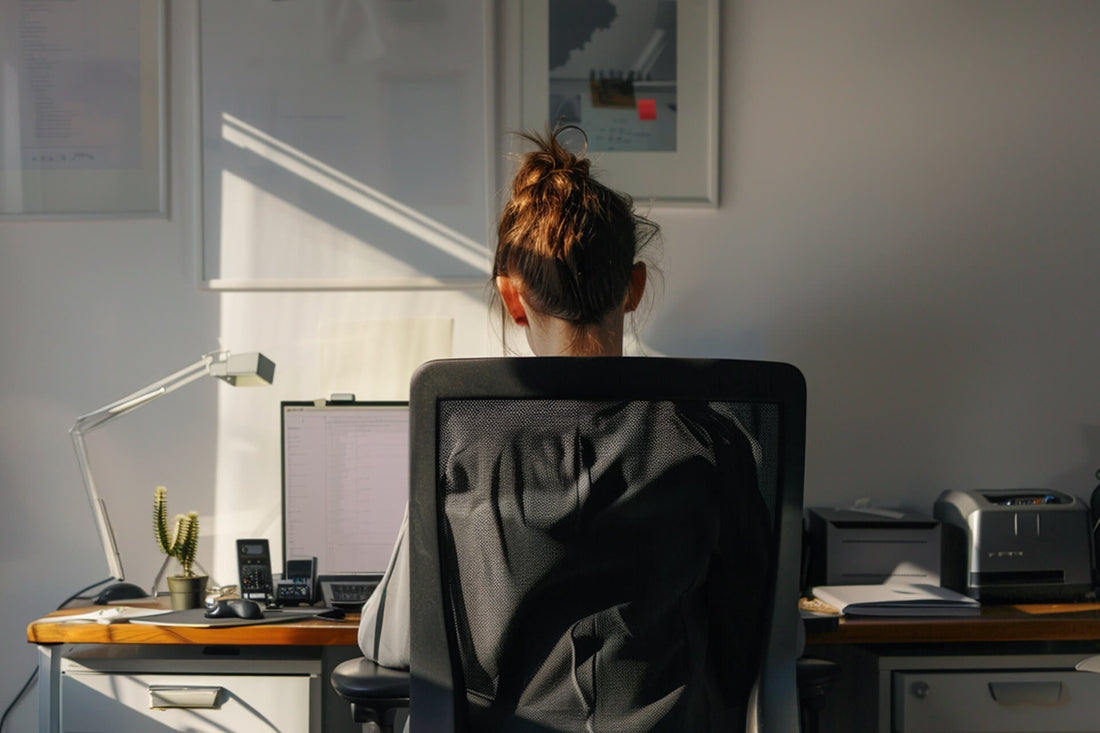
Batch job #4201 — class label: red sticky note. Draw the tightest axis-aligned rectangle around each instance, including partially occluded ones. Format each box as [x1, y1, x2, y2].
[637, 98, 657, 121]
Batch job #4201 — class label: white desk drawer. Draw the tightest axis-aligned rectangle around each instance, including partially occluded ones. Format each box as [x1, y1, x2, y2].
[893, 669, 1100, 733]
[60, 671, 314, 732]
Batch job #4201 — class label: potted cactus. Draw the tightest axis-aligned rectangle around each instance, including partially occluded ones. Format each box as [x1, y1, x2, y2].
[153, 486, 208, 610]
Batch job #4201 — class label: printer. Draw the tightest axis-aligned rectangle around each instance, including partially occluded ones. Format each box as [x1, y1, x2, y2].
[806, 507, 941, 587]
[934, 489, 1093, 603]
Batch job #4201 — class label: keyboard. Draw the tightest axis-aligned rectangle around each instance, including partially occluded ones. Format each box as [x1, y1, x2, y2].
[318, 573, 384, 609]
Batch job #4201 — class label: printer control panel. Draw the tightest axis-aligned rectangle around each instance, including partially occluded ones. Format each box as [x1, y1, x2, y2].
[982, 492, 1063, 507]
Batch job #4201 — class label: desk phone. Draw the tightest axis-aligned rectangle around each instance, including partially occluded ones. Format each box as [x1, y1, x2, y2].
[318, 573, 383, 610]
[275, 557, 317, 605]
[237, 538, 273, 599]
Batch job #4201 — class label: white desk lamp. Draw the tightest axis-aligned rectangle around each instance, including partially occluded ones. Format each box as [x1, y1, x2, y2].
[70, 349, 275, 603]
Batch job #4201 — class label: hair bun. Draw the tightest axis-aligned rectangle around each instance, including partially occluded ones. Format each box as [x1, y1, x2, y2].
[512, 130, 590, 207]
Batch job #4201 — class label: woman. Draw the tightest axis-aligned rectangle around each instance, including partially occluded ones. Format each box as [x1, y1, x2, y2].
[359, 126, 657, 663]
[359, 127, 769, 730]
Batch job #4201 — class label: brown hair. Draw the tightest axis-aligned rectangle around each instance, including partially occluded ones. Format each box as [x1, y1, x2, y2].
[492, 126, 659, 351]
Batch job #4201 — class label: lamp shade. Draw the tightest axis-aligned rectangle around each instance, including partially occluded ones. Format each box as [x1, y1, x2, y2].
[210, 352, 275, 386]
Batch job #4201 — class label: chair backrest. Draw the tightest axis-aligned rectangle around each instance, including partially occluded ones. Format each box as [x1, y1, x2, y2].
[408, 358, 806, 732]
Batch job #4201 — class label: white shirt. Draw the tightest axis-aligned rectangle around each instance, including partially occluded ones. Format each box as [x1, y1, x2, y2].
[357, 508, 411, 669]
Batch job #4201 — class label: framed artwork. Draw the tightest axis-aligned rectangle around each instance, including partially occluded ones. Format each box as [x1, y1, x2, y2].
[519, 0, 719, 206]
[196, 0, 495, 290]
[0, 0, 166, 218]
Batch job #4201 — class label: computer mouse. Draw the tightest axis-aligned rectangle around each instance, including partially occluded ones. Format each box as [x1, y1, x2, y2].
[204, 598, 264, 620]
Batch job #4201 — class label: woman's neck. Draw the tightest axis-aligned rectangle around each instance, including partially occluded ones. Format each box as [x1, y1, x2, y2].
[526, 312, 626, 357]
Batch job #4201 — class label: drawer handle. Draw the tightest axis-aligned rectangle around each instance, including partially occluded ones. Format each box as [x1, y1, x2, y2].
[987, 681, 1064, 707]
[148, 685, 225, 710]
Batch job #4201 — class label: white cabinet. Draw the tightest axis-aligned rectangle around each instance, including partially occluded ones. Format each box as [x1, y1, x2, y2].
[61, 670, 313, 732]
[56, 647, 323, 733]
[806, 644, 1100, 733]
[893, 669, 1100, 733]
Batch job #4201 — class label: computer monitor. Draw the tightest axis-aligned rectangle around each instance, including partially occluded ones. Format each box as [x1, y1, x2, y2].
[281, 401, 408, 577]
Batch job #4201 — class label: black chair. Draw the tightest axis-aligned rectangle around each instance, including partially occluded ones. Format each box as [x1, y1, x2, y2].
[333, 357, 808, 732]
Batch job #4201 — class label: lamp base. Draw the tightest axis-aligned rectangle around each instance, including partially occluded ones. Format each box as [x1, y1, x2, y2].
[93, 582, 150, 605]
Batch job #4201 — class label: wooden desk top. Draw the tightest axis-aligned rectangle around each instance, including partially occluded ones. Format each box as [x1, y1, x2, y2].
[28, 604, 360, 647]
[34, 601, 1100, 648]
[806, 601, 1100, 645]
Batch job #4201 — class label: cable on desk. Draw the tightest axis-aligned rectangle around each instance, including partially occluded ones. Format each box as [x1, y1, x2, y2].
[1, 577, 112, 731]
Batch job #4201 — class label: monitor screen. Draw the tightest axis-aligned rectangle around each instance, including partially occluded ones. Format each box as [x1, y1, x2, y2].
[281, 401, 408, 576]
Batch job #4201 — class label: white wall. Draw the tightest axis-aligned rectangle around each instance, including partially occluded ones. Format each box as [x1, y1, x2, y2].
[2, 2, 1098, 728]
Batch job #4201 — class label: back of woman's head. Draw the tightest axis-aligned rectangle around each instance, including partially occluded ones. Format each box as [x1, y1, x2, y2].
[494, 126, 658, 332]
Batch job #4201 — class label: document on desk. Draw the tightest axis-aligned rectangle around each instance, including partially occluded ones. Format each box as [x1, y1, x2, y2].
[40, 606, 171, 625]
[810, 584, 980, 617]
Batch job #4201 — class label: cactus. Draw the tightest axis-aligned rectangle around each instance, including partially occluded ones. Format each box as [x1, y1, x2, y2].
[153, 486, 200, 577]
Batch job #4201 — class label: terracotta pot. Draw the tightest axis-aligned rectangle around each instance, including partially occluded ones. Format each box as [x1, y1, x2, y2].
[167, 575, 209, 610]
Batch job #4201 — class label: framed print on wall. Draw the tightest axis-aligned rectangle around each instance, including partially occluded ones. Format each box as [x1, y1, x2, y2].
[196, 0, 495, 291]
[519, 0, 719, 207]
[0, 0, 166, 218]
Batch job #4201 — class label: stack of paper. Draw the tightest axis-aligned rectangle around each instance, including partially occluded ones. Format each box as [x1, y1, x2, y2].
[810, 584, 980, 617]
[41, 606, 170, 625]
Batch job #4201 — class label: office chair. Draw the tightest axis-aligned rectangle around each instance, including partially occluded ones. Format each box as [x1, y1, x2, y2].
[333, 357, 807, 732]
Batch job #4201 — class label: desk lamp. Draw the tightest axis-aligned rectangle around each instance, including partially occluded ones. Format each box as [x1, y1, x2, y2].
[70, 349, 275, 603]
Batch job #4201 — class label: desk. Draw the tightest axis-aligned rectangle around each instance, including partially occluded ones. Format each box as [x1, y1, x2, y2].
[28, 604, 361, 733]
[805, 602, 1100, 733]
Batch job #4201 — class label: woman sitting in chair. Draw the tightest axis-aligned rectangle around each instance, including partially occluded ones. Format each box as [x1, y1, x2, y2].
[359, 126, 772, 731]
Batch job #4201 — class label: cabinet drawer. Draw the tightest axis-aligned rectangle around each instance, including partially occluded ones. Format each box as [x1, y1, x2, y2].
[894, 670, 1100, 733]
[60, 671, 316, 732]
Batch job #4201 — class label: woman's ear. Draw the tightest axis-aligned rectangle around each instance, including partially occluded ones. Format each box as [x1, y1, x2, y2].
[624, 263, 647, 313]
[496, 276, 529, 326]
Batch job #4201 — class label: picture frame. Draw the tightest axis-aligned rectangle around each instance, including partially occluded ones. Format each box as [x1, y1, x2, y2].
[518, 0, 719, 207]
[0, 0, 166, 219]
[195, 0, 495, 291]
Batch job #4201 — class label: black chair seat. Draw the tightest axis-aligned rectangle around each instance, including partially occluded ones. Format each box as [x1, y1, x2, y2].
[331, 657, 410, 728]
[332, 658, 410, 699]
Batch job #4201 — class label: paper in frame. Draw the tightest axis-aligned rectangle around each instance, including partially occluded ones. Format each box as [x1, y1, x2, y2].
[195, 0, 496, 291]
[0, 0, 166, 218]
[519, 0, 719, 207]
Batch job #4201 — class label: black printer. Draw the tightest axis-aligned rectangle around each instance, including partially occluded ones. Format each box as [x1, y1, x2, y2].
[934, 489, 1093, 603]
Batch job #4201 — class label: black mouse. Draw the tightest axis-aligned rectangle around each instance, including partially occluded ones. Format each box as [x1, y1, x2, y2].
[204, 598, 264, 620]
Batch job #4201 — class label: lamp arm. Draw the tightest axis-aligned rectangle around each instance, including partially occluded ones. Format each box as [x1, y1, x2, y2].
[67, 351, 225, 586]
[71, 352, 224, 432]
[70, 427, 126, 581]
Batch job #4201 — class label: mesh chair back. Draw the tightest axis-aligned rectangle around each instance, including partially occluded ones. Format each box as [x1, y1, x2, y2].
[409, 358, 806, 732]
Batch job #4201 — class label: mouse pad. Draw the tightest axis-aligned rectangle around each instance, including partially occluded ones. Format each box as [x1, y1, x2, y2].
[130, 608, 320, 628]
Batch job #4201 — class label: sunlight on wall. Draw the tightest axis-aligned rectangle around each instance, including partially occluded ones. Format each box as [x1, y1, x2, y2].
[205, 116, 501, 580]
[219, 167, 413, 279]
[218, 114, 491, 283]
[204, 86, 509, 579]
[209, 291, 493, 582]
